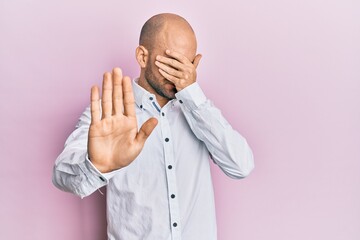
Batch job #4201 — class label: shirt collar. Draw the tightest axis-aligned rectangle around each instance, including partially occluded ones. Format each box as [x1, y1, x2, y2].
[132, 78, 178, 111]
[132, 78, 155, 109]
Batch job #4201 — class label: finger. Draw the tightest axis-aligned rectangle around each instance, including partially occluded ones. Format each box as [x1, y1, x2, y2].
[158, 68, 180, 84]
[136, 117, 158, 144]
[101, 72, 113, 119]
[90, 86, 101, 124]
[193, 54, 202, 69]
[122, 76, 136, 117]
[155, 60, 184, 79]
[156, 55, 185, 71]
[165, 49, 190, 64]
[112, 68, 123, 115]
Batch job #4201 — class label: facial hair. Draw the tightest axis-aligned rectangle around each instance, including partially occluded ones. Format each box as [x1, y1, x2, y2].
[144, 64, 177, 99]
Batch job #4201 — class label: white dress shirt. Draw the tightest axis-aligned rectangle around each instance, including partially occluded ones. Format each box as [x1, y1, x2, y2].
[53, 79, 254, 240]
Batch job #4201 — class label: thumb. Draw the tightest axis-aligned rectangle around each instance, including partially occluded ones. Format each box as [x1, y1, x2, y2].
[136, 117, 158, 144]
[193, 54, 202, 69]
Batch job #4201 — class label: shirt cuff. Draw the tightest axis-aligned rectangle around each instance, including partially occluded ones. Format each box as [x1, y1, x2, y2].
[85, 154, 122, 181]
[175, 82, 207, 110]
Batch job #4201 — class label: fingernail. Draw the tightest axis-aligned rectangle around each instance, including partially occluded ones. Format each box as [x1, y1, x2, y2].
[166, 49, 170, 54]
[156, 55, 160, 60]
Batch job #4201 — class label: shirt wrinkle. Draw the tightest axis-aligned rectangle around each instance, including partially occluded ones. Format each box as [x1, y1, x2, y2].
[53, 78, 254, 240]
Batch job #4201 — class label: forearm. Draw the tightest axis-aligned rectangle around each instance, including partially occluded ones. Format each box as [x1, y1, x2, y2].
[52, 106, 109, 198]
[175, 82, 255, 179]
[52, 148, 108, 198]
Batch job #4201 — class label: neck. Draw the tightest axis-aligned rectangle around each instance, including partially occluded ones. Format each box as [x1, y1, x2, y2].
[138, 73, 170, 108]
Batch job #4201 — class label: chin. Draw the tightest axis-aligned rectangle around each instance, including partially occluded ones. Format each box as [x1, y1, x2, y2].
[167, 88, 178, 98]
[163, 91, 176, 100]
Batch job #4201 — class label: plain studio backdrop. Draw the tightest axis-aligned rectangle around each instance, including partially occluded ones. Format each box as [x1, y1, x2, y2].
[0, 0, 359, 239]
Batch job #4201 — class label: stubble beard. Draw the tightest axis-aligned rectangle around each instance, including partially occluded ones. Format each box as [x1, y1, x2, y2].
[145, 66, 177, 100]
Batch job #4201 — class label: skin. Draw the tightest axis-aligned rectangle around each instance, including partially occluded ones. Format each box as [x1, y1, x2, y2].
[88, 13, 202, 173]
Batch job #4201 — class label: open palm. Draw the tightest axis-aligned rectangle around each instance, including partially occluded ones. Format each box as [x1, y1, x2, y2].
[88, 68, 158, 173]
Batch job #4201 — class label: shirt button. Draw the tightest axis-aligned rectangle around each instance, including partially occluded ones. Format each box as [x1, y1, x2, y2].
[149, 97, 153, 100]
[140, 105, 143, 109]
[171, 194, 175, 199]
[162, 112, 165, 116]
[179, 100, 183, 104]
[165, 138, 169, 142]
[99, 176, 105, 182]
[173, 222, 178, 227]
[168, 165, 172, 169]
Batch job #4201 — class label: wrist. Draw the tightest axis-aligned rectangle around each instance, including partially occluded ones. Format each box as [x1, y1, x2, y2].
[87, 154, 121, 173]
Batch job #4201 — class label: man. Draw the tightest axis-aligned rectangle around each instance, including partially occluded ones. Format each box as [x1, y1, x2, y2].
[53, 13, 254, 240]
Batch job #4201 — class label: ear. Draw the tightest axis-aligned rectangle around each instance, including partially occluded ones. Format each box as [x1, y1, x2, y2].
[136, 45, 149, 68]
[193, 54, 202, 69]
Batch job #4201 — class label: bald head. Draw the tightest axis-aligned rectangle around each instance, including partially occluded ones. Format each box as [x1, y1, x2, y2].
[139, 13, 196, 51]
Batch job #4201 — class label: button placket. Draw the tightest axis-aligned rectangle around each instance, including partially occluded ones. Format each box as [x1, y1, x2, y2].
[142, 94, 161, 114]
[160, 108, 182, 240]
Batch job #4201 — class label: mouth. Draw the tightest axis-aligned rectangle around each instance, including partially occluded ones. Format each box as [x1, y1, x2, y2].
[163, 78, 172, 84]
[163, 79, 175, 86]
[165, 82, 175, 88]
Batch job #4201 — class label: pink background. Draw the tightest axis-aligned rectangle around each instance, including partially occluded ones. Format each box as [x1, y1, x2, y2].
[1, 0, 359, 239]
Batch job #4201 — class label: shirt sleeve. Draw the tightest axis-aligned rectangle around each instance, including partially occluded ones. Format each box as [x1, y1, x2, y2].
[52, 105, 118, 198]
[175, 82, 255, 179]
